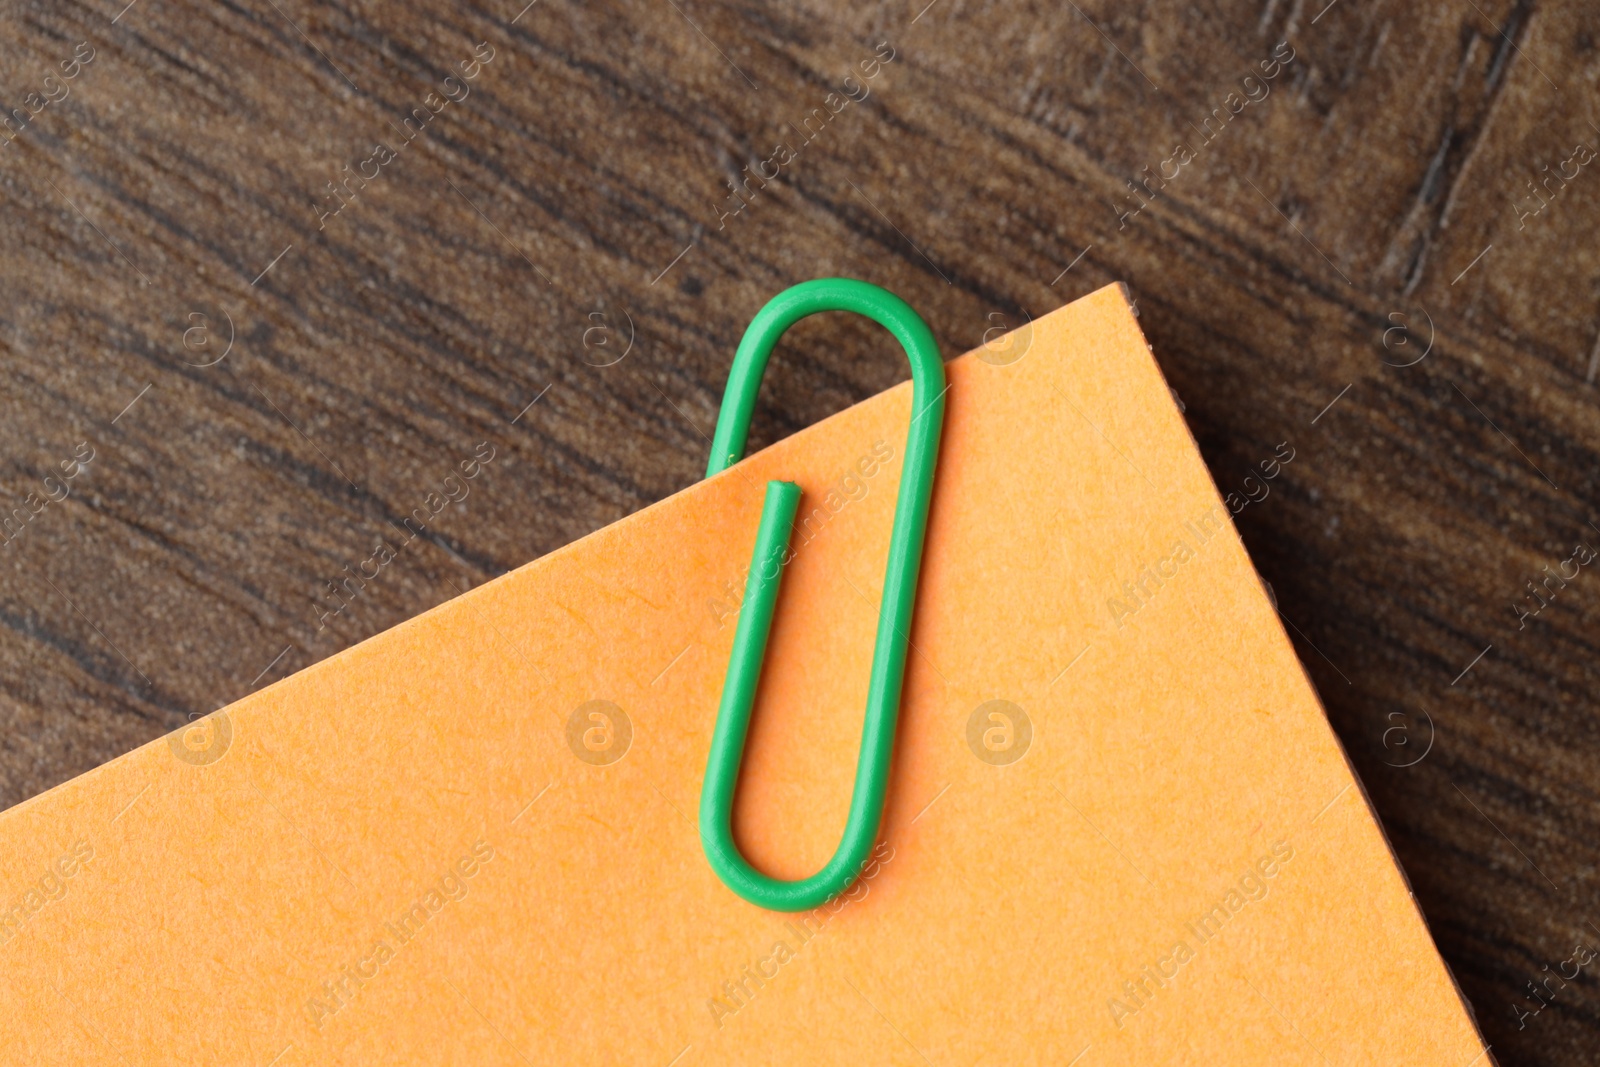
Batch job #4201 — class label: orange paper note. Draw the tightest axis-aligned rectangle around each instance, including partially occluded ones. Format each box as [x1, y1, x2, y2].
[0, 284, 1485, 1064]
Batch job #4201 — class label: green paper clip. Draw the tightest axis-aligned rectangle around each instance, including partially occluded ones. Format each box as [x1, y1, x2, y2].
[699, 278, 946, 911]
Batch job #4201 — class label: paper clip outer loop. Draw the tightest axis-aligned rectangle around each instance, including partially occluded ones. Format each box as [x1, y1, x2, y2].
[700, 278, 946, 911]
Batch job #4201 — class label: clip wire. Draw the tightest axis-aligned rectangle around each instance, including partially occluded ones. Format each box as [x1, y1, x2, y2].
[700, 278, 946, 911]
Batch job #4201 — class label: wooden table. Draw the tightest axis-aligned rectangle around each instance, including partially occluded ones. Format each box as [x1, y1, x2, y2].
[2, 0, 1596, 1061]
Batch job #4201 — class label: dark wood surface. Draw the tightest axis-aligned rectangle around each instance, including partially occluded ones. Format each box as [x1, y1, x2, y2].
[3, 0, 1598, 1060]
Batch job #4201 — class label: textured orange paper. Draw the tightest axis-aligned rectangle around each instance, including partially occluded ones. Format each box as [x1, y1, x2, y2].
[0, 284, 1485, 1065]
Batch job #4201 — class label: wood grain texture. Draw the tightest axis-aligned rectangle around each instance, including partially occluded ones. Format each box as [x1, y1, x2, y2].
[1, 0, 1598, 1061]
